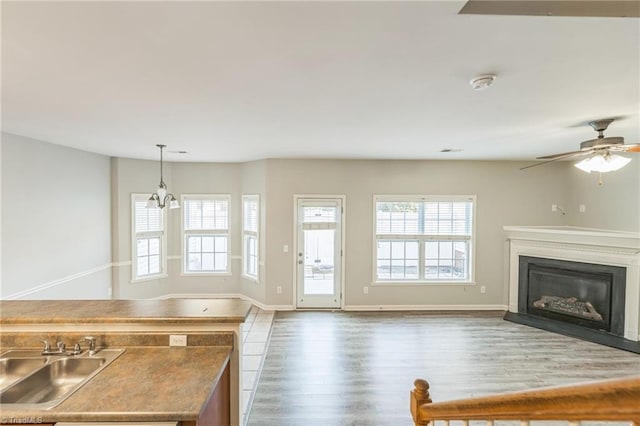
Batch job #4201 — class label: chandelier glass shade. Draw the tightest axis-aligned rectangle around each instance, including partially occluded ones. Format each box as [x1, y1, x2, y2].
[148, 144, 180, 209]
[574, 152, 631, 173]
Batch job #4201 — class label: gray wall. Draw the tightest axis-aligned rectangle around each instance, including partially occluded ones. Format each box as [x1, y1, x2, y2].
[262, 159, 570, 308]
[4, 134, 636, 308]
[170, 162, 242, 295]
[111, 157, 176, 299]
[111, 158, 246, 299]
[111, 159, 271, 302]
[1, 133, 112, 299]
[565, 159, 640, 232]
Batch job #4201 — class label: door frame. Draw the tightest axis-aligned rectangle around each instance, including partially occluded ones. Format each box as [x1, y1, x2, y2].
[292, 194, 346, 310]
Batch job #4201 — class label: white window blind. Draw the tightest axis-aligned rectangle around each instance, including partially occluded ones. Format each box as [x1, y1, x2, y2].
[184, 198, 228, 231]
[303, 207, 336, 223]
[374, 196, 475, 282]
[135, 199, 162, 232]
[243, 197, 259, 233]
[376, 201, 472, 236]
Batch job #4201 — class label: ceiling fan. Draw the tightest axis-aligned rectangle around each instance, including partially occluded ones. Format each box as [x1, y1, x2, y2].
[521, 118, 640, 173]
[458, 1, 640, 18]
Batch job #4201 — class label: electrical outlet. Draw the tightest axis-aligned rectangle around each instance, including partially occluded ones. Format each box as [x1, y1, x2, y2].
[283, 245, 289, 253]
[363, 286, 369, 294]
[579, 204, 586, 213]
[480, 285, 486, 294]
[551, 204, 557, 212]
[169, 335, 187, 347]
[277, 286, 282, 294]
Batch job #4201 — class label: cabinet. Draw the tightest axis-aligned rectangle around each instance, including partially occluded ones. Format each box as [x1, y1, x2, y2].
[56, 423, 177, 426]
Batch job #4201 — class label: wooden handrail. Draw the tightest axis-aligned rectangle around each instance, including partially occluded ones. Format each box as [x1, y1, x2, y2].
[411, 376, 640, 426]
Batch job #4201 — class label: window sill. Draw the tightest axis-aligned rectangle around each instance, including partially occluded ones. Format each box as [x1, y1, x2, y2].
[373, 280, 476, 286]
[180, 271, 232, 277]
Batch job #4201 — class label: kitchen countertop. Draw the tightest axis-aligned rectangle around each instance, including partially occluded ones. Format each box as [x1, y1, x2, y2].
[0, 345, 233, 423]
[0, 298, 253, 324]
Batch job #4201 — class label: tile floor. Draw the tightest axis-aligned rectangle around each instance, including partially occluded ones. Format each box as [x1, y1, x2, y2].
[241, 306, 275, 425]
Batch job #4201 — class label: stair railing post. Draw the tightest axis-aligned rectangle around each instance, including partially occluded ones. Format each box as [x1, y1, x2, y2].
[411, 378, 432, 426]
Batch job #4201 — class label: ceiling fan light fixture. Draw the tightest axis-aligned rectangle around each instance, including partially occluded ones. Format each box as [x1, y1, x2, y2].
[574, 153, 631, 173]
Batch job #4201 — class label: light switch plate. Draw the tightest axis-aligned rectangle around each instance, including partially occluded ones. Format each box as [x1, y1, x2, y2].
[169, 335, 187, 346]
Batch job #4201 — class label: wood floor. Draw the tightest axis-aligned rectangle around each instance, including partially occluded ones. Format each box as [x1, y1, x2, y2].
[247, 310, 640, 426]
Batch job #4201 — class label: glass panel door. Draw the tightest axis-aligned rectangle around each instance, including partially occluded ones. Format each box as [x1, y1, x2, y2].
[296, 199, 342, 309]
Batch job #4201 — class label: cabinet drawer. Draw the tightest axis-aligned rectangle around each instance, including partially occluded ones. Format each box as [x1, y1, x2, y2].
[56, 423, 178, 426]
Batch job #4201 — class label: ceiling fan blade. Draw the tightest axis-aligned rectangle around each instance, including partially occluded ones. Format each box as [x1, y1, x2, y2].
[537, 150, 588, 160]
[520, 158, 564, 170]
[521, 151, 590, 171]
[522, 118, 637, 172]
[458, 0, 640, 18]
[608, 143, 640, 153]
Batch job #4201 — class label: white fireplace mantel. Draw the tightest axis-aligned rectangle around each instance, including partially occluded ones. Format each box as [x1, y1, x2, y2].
[504, 226, 640, 342]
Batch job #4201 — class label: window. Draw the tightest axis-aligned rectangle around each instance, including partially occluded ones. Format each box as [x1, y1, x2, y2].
[132, 194, 165, 281]
[183, 195, 230, 274]
[242, 195, 259, 280]
[374, 196, 475, 283]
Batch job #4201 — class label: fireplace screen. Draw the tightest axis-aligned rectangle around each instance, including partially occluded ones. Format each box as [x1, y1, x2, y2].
[518, 256, 626, 336]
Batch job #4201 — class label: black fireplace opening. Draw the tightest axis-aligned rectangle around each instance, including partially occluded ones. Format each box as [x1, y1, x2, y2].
[524, 260, 624, 335]
[504, 255, 639, 353]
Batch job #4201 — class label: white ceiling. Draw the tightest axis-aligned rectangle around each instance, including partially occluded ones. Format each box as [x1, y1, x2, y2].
[2, 1, 639, 163]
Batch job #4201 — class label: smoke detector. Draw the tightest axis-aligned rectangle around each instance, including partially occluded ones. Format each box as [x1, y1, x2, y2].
[469, 74, 496, 90]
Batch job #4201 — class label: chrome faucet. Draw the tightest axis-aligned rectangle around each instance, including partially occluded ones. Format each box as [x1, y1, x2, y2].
[40, 339, 70, 355]
[40, 339, 51, 354]
[84, 336, 97, 356]
[39, 339, 83, 355]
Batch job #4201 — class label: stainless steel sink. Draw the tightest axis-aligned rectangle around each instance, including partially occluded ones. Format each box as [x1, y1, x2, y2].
[0, 349, 124, 409]
[0, 357, 47, 390]
[1, 350, 47, 358]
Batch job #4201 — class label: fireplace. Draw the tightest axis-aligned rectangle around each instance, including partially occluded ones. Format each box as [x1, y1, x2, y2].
[504, 226, 640, 354]
[518, 256, 626, 336]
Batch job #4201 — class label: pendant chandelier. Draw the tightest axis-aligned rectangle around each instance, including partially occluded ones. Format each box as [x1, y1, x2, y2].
[147, 144, 180, 209]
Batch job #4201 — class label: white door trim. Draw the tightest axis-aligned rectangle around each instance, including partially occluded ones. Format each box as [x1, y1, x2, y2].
[293, 194, 346, 309]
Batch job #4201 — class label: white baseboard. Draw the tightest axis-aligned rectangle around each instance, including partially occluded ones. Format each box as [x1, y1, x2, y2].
[236, 295, 294, 312]
[343, 304, 508, 311]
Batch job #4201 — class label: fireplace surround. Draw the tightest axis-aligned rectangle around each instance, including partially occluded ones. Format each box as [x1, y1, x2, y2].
[504, 226, 640, 353]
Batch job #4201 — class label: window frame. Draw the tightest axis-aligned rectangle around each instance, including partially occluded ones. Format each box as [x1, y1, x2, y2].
[372, 195, 476, 285]
[131, 193, 167, 283]
[181, 194, 231, 276]
[242, 194, 260, 282]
